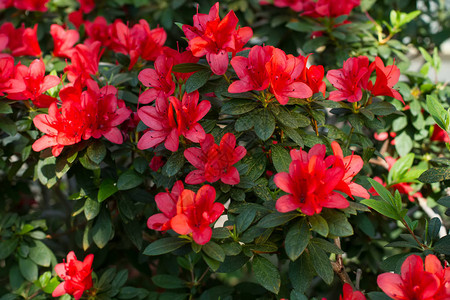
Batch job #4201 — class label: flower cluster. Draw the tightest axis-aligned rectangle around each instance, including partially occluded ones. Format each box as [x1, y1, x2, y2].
[53, 251, 94, 300]
[147, 182, 225, 245]
[327, 56, 403, 103]
[0, 23, 41, 57]
[274, 142, 368, 215]
[0, 0, 50, 12]
[377, 254, 450, 300]
[261, 0, 360, 18]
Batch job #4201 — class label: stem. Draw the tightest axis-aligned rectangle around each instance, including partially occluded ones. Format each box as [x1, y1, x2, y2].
[346, 127, 354, 149]
[400, 219, 429, 250]
[312, 119, 319, 136]
[331, 238, 355, 289]
[196, 267, 210, 285]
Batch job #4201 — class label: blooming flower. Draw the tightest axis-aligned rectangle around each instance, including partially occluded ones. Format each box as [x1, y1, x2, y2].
[274, 144, 354, 215]
[0, 54, 26, 96]
[171, 185, 224, 245]
[149, 155, 165, 172]
[84, 16, 111, 47]
[366, 57, 403, 103]
[0, 22, 41, 57]
[50, 24, 79, 58]
[184, 133, 246, 185]
[13, 0, 49, 11]
[182, 2, 253, 75]
[431, 124, 450, 143]
[147, 180, 184, 231]
[377, 254, 449, 300]
[53, 251, 94, 300]
[7, 59, 60, 108]
[77, 0, 94, 13]
[64, 41, 103, 84]
[165, 47, 200, 81]
[340, 283, 366, 300]
[302, 0, 360, 18]
[138, 55, 175, 104]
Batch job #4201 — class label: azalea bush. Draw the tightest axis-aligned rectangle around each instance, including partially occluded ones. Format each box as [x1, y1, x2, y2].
[1, 0, 450, 299]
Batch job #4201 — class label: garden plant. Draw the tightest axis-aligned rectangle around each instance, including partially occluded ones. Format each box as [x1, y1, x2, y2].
[1, 0, 450, 299]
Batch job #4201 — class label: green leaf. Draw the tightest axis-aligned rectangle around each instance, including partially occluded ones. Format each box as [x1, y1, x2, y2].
[162, 151, 185, 177]
[257, 211, 299, 228]
[143, 237, 189, 256]
[322, 210, 354, 237]
[235, 114, 255, 132]
[254, 109, 275, 141]
[360, 199, 400, 220]
[285, 219, 310, 261]
[84, 197, 100, 220]
[112, 269, 129, 288]
[87, 141, 106, 164]
[308, 215, 329, 237]
[252, 255, 281, 294]
[19, 257, 38, 282]
[42, 277, 60, 294]
[388, 153, 414, 184]
[434, 235, 450, 255]
[0, 117, 17, 136]
[92, 209, 113, 249]
[203, 241, 226, 262]
[221, 99, 259, 115]
[395, 131, 413, 157]
[271, 144, 291, 173]
[307, 243, 333, 284]
[426, 95, 448, 130]
[202, 254, 221, 271]
[418, 167, 450, 183]
[236, 208, 256, 234]
[272, 106, 310, 128]
[366, 101, 397, 116]
[437, 196, 450, 208]
[216, 253, 250, 273]
[185, 69, 211, 93]
[172, 63, 208, 73]
[152, 275, 186, 289]
[98, 178, 118, 202]
[0, 102, 13, 114]
[0, 238, 18, 260]
[29, 240, 52, 267]
[117, 170, 143, 190]
[289, 254, 314, 293]
[310, 238, 344, 254]
[283, 127, 304, 147]
[133, 157, 148, 174]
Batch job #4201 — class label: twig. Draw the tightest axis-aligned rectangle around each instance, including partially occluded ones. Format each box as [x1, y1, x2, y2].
[355, 269, 362, 290]
[331, 238, 355, 289]
[417, 196, 447, 238]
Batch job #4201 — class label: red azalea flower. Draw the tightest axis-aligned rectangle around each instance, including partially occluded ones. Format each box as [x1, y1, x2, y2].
[228, 45, 274, 93]
[303, 64, 327, 96]
[64, 41, 103, 84]
[137, 98, 179, 152]
[77, 0, 94, 13]
[32, 101, 87, 156]
[377, 255, 442, 300]
[0, 23, 41, 57]
[147, 180, 184, 231]
[50, 24, 79, 58]
[367, 57, 404, 104]
[52, 251, 94, 300]
[184, 133, 246, 185]
[149, 155, 165, 172]
[7, 59, 60, 108]
[273, 144, 349, 215]
[340, 283, 366, 300]
[109, 20, 166, 69]
[84, 16, 111, 47]
[13, 0, 49, 11]
[165, 47, 200, 81]
[425, 255, 450, 300]
[431, 124, 450, 143]
[182, 2, 253, 75]
[272, 0, 305, 11]
[302, 0, 360, 18]
[331, 141, 369, 199]
[138, 55, 175, 104]
[326, 56, 370, 102]
[169, 91, 211, 144]
[0, 0, 13, 9]
[171, 185, 224, 245]
[266, 48, 313, 105]
[0, 54, 26, 96]
[68, 10, 84, 29]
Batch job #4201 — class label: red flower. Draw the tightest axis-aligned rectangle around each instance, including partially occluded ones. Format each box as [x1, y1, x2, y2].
[331, 141, 369, 199]
[266, 48, 313, 105]
[149, 155, 165, 172]
[138, 55, 175, 104]
[327, 56, 370, 102]
[77, 0, 94, 13]
[0, 0, 13, 9]
[184, 133, 246, 185]
[425, 255, 450, 300]
[0, 54, 26, 96]
[64, 41, 103, 84]
[169, 91, 211, 144]
[182, 2, 253, 75]
[270, 0, 305, 11]
[171, 185, 224, 245]
[431, 124, 450, 143]
[109, 20, 166, 69]
[165, 48, 199, 81]
[367, 57, 404, 104]
[0, 23, 41, 57]
[228, 45, 274, 93]
[273, 144, 350, 215]
[50, 24, 79, 58]
[52, 251, 93, 300]
[340, 283, 366, 300]
[302, 0, 360, 18]
[68, 10, 84, 29]
[13, 0, 49, 11]
[377, 254, 442, 300]
[147, 180, 184, 231]
[84, 17, 111, 47]
[7, 59, 60, 108]
[302, 64, 326, 96]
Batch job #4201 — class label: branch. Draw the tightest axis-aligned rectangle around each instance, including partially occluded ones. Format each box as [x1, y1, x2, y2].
[331, 238, 355, 289]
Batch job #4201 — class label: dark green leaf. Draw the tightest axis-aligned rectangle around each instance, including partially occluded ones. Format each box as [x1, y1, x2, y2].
[19, 257, 38, 282]
[418, 167, 450, 183]
[143, 237, 190, 256]
[112, 269, 128, 288]
[289, 254, 314, 293]
[98, 178, 118, 202]
[172, 63, 208, 73]
[395, 131, 413, 157]
[216, 253, 250, 273]
[236, 208, 256, 234]
[0, 238, 18, 260]
[0, 102, 13, 114]
[152, 275, 186, 289]
[235, 114, 255, 132]
[322, 210, 353, 237]
[185, 69, 211, 93]
[252, 255, 281, 294]
[310, 238, 344, 254]
[254, 109, 275, 141]
[84, 197, 100, 220]
[162, 151, 185, 177]
[308, 214, 329, 237]
[203, 241, 226, 262]
[221, 99, 259, 115]
[434, 235, 450, 255]
[307, 244, 333, 284]
[271, 144, 291, 173]
[285, 219, 310, 261]
[202, 254, 221, 271]
[29, 240, 52, 267]
[117, 170, 143, 190]
[87, 141, 106, 164]
[366, 101, 397, 115]
[0, 117, 17, 136]
[258, 211, 299, 228]
[92, 209, 113, 249]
